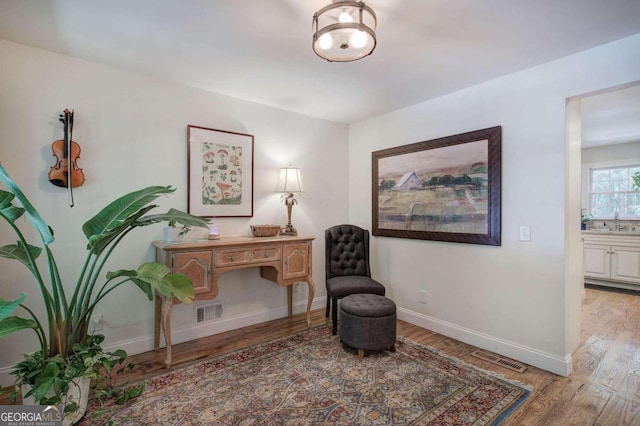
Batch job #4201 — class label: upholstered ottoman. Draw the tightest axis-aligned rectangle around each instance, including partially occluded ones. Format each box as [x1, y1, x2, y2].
[339, 293, 397, 358]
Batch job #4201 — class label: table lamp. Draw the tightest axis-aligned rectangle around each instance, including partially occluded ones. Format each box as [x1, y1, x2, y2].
[275, 166, 304, 236]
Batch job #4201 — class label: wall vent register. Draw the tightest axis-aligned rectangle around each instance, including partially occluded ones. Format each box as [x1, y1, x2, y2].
[195, 302, 223, 324]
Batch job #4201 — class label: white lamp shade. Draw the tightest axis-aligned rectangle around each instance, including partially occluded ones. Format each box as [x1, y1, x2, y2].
[276, 167, 304, 193]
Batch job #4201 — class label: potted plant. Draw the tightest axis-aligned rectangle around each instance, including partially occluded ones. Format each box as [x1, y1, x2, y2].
[0, 163, 208, 423]
[581, 208, 592, 230]
[632, 171, 640, 191]
[163, 220, 193, 243]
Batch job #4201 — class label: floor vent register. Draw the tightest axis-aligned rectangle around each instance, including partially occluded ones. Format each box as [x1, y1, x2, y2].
[470, 350, 527, 373]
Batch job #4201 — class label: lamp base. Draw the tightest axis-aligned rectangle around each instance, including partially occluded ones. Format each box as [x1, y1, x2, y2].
[281, 224, 298, 236]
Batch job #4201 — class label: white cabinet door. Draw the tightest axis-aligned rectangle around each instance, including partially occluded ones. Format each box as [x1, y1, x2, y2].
[584, 244, 611, 279]
[610, 245, 640, 283]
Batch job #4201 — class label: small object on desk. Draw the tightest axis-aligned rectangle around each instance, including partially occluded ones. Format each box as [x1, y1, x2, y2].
[250, 224, 281, 237]
[208, 224, 220, 239]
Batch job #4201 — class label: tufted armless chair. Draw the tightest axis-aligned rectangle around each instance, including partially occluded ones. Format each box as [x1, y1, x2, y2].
[325, 224, 386, 335]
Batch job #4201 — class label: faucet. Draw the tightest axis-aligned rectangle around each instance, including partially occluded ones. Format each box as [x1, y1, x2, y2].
[614, 211, 620, 231]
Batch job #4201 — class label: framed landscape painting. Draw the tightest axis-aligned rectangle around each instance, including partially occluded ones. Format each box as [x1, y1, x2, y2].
[372, 126, 501, 246]
[188, 125, 254, 217]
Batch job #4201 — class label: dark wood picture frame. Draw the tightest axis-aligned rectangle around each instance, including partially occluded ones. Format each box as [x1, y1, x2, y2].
[372, 126, 501, 246]
[187, 125, 254, 218]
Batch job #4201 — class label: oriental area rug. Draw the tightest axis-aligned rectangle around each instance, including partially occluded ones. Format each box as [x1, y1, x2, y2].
[82, 325, 530, 425]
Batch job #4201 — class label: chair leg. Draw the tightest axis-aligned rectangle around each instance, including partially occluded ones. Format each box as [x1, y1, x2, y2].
[332, 297, 338, 335]
[326, 297, 330, 318]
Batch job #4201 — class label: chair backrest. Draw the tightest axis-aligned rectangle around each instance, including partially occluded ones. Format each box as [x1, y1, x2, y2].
[325, 224, 371, 279]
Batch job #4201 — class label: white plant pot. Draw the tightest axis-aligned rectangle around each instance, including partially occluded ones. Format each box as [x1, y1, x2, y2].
[163, 227, 182, 243]
[22, 375, 91, 426]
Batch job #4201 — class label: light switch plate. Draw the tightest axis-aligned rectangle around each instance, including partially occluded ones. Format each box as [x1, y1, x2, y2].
[519, 226, 531, 241]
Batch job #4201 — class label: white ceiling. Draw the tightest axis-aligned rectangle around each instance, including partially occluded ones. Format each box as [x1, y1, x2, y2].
[581, 83, 640, 148]
[1, 0, 640, 125]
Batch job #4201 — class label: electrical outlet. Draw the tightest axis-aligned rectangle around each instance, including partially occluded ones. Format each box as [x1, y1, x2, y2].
[419, 289, 427, 304]
[91, 314, 103, 331]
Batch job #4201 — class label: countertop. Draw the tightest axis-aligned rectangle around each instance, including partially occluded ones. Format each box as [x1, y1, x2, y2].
[582, 230, 640, 236]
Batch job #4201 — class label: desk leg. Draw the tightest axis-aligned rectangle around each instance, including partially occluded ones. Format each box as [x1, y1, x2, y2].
[287, 285, 293, 317]
[306, 277, 315, 328]
[161, 297, 174, 369]
[154, 293, 161, 351]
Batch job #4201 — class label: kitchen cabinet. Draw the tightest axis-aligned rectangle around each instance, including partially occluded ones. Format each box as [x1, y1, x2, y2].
[583, 232, 640, 290]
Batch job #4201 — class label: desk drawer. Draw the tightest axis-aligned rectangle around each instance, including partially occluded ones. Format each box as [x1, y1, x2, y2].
[215, 245, 281, 267]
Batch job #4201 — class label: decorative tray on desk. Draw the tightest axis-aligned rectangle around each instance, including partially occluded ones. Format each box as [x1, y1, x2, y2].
[250, 225, 281, 237]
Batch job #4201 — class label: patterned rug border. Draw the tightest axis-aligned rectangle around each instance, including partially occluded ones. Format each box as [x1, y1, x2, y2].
[396, 335, 533, 391]
[87, 325, 531, 425]
[394, 335, 532, 424]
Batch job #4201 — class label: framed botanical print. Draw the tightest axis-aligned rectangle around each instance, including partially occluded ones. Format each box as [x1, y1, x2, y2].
[187, 125, 254, 217]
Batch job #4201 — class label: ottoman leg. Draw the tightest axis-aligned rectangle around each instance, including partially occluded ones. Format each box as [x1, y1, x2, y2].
[358, 349, 364, 359]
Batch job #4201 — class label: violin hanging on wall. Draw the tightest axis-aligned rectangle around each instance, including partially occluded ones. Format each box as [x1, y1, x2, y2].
[49, 109, 85, 207]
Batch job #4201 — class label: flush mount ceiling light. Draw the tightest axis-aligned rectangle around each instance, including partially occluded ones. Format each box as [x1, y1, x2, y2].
[312, 1, 377, 62]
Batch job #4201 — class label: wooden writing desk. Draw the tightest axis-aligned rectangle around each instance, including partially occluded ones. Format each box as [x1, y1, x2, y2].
[152, 235, 315, 368]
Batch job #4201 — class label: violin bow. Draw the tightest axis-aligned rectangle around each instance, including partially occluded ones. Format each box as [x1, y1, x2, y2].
[66, 109, 75, 207]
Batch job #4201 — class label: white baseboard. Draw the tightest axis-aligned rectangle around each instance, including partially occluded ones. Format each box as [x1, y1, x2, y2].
[397, 307, 572, 376]
[110, 297, 327, 355]
[0, 297, 327, 387]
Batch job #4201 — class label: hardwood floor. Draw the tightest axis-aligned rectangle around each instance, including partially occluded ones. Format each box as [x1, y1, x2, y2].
[2, 286, 639, 424]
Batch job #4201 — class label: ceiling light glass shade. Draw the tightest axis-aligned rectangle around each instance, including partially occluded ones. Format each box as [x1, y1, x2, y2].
[339, 11, 354, 23]
[312, 1, 377, 62]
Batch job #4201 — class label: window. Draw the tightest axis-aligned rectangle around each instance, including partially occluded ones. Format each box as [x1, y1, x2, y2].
[589, 165, 640, 218]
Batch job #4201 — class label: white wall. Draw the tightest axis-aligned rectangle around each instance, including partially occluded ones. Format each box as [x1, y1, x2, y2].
[582, 140, 640, 164]
[0, 39, 349, 385]
[349, 34, 640, 375]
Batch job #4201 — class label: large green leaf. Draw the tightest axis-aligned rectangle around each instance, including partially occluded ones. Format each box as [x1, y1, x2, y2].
[82, 186, 176, 241]
[129, 262, 194, 304]
[105, 269, 136, 280]
[0, 189, 14, 209]
[105, 263, 194, 303]
[0, 316, 38, 338]
[0, 203, 25, 222]
[0, 243, 42, 271]
[159, 274, 195, 304]
[0, 190, 26, 223]
[0, 164, 54, 244]
[128, 277, 154, 301]
[107, 268, 153, 300]
[138, 208, 209, 229]
[86, 205, 156, 255]
[0, 293, 27, 320]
